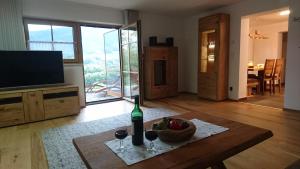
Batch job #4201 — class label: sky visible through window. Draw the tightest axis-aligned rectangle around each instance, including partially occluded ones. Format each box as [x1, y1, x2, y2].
[27, 24, 75, 59]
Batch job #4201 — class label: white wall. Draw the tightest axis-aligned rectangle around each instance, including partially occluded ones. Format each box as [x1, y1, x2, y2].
[239, 17, 251, 99]
[22, 0, 124, 107]
[63, 64, 85, 107]
[22, 0, 124, 25]
[140, 12, 185, 91]
[0, 0, 26, 50]
[182, 0, 289, 99]
[284, 0, 300, 110]
[250, 21, 288, 65]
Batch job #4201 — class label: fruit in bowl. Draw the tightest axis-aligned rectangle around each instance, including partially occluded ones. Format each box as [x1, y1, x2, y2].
[152, 117, 196, 143]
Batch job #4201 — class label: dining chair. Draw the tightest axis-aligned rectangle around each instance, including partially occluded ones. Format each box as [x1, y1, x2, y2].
[272, 59, 283, 93]
[262, 59, 276, 94]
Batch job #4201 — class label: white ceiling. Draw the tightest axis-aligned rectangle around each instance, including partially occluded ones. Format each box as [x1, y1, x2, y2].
[250, 9, 289, 27]
[62, 0, 241, 16]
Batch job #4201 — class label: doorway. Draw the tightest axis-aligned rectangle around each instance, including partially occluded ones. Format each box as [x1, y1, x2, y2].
[240, 8, 289, 109]
[81, 22, 143, 104]
[81, 26, 121, 103]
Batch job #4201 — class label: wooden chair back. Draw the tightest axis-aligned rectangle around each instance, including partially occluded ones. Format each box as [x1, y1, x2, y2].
[264, 59, 275, 78]
[273, 59, 283, 79]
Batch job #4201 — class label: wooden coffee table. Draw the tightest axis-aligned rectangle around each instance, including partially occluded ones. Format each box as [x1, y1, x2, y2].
[73, 112, 273, 169]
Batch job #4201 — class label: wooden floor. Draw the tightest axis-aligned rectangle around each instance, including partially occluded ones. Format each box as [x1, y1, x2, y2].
[0, 94, 299, 169]
[243, 87, 284, 109]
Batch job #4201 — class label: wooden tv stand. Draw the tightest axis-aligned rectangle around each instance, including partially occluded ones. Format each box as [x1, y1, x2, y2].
[0, 85, 80, 128]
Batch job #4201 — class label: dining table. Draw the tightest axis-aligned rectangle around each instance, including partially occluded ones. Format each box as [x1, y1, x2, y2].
[73, 112, 273, 169]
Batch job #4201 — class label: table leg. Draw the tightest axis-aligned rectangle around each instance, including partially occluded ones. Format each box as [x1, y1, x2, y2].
[258, 70, 264, 95]
[211, 162, 227, 169]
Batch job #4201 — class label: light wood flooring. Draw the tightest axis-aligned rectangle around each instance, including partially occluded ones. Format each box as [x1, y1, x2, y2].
[0, 94, 299, 169]
[243, 87, 284, 109]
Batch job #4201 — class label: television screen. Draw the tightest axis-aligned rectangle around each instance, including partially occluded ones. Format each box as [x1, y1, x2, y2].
[0, 51, 64, 89]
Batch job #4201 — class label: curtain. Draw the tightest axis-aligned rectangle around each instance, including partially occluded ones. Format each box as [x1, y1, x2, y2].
[0, 0, 26, 50]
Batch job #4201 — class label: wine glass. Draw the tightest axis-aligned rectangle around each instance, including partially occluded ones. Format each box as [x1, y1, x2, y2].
[114, 128, 128, 153]
[145, 129, 158, 153]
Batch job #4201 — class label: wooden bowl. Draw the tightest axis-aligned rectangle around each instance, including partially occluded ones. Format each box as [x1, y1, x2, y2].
[152, 118, 196, 143]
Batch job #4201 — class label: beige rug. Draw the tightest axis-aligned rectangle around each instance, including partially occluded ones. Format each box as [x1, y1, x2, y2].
[41, 107, 178, 169]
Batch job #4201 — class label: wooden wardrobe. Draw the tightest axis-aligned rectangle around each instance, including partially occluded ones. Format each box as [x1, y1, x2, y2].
[198, 14, 229, 101]
[144, 47, 178, 100]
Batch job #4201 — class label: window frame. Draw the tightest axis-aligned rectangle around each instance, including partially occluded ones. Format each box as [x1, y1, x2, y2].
[23, 18, 82, 64]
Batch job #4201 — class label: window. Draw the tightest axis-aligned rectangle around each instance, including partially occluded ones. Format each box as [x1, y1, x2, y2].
[24, 19, 79, 63]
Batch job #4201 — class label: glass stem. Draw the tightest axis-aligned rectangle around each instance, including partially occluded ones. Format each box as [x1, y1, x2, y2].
[150, 141, 154, 149]
[120, 140, 123, 148]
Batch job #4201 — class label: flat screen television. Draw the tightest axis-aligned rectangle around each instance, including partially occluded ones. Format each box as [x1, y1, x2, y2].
[0, 51, 64, 89]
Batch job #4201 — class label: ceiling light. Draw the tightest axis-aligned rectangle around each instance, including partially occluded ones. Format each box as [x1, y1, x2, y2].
[249, 30, 269, 40]
[279, 10, 290, 16]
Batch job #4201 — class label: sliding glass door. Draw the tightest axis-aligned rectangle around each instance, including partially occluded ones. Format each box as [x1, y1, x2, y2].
[120, 21, 143, 103]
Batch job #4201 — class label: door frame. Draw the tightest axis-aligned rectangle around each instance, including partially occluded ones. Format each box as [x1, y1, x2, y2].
[119, 20, 144, 105]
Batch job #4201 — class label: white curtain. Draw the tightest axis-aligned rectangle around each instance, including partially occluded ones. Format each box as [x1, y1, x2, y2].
[0, 0, 26, 50]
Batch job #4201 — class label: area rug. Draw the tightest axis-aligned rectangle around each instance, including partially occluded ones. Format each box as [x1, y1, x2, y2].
[41, 107, 179, 169]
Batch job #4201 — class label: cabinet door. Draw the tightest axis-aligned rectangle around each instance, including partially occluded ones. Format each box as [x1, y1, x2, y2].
[44, 96, 80, 119]
[198, 23, 219, 100]
[167, 48, 178, 97]
[0, 93, 24, 127]
[23, 91, 45, 122]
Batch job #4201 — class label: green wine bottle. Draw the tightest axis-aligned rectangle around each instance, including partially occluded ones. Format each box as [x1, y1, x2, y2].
[131, 95, 144, 145]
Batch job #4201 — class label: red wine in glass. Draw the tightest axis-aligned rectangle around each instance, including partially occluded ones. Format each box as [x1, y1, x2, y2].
[145, 130, 158, 141]
[145, 130, 158, 152]
[115, 130, 128, 139]
[115, 129, 128, 152]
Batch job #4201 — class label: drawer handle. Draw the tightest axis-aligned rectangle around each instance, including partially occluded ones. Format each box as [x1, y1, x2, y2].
[0, 108, 5, 111]
[59, 100, 65, 103]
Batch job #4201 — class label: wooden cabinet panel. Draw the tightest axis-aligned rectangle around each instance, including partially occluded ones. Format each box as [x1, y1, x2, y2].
[44, 96, 80, 119]
[23, 91, 45, 122]
[148, 86, 168, 100]
[0, 103, 24, 127]
[43, 87, 79, 94]
[198, 14, 229, 101]
[168, 48, 178, 96]
[0, 85, 80, 128]
[0, 93, 22, 99]
[149, 48, 169, 60]
[0, 93, 24, 127]
[144, 47, 178, 100]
